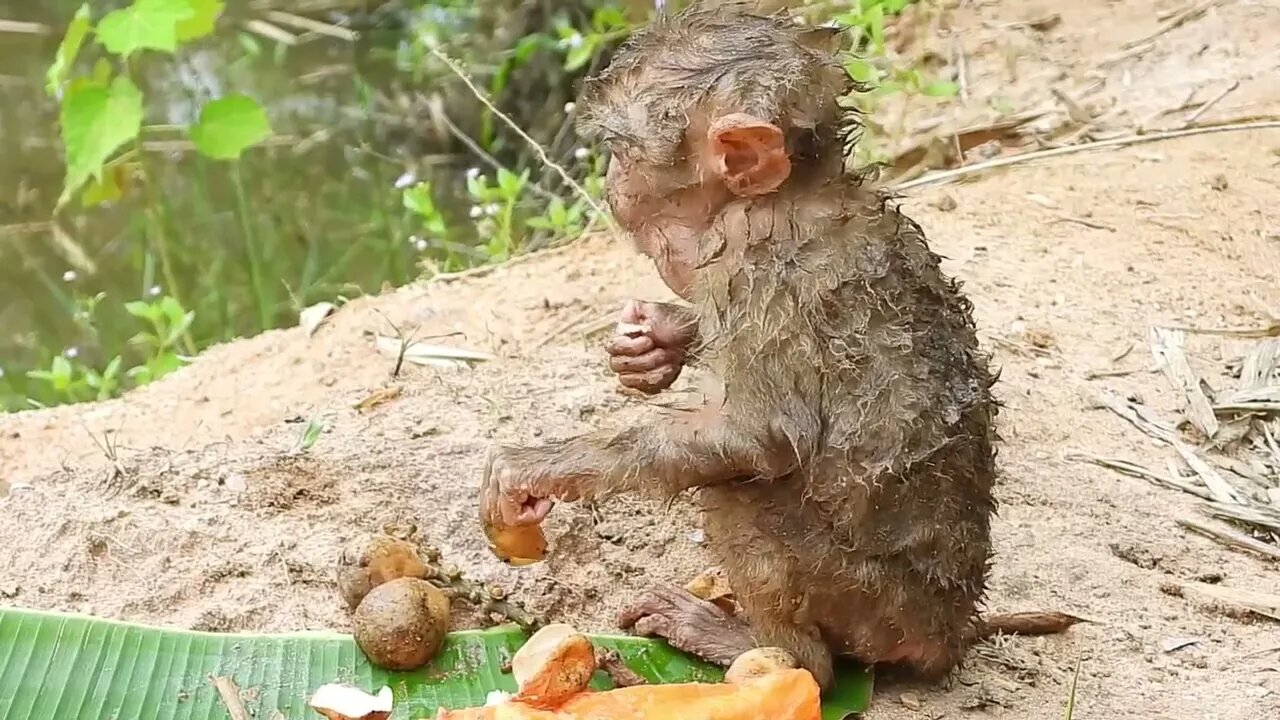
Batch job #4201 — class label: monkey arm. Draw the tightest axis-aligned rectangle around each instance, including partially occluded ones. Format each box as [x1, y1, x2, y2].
[508, 403, 808, 502]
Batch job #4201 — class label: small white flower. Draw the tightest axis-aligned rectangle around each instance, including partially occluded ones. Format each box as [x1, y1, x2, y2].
[573, 147, 590, 160]
[566, 33, 584, 49]
[62, 270, 77, 282]
[469, 206, 483, 219]
[64, 347, 79, 359]
[394, 171, 417, 189]
[563, 101, 576, 114]
[414, 238, 428, 252]
[485, 203, 501, 216]
[0, 367, 6, 378]
[408, 235, 423, 245]
[466, 167, 481, 179]
[148, 285, 162, 297]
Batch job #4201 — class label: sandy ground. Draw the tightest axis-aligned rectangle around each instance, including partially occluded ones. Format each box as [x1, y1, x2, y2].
[3, 0, 1280, 717]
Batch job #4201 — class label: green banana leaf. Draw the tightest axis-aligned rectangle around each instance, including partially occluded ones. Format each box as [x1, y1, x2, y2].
[0, 606, 871, 719]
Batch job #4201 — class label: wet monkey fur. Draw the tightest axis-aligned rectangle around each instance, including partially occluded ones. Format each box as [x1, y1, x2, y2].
[479, 1, 1076, 691]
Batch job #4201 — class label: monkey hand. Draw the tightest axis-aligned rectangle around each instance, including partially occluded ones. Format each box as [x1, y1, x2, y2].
[605, 300, 697, 394]
[617, 584, 754, 666]
[480, 447, 582, 527]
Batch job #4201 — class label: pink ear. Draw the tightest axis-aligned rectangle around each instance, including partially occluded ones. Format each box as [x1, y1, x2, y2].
[708, 113, 791, 197]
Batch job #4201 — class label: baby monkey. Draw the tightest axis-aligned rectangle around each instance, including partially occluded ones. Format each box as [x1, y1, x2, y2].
[481, 1, 1073, 690]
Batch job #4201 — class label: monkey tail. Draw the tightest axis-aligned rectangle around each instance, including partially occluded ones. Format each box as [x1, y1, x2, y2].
[968, 611, 1083, 642]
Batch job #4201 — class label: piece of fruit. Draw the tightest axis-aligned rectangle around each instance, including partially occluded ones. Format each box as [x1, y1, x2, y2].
[685, 566, 737, 615]
[725, 647, 800, 684]
[352, 577, 451, 671]
[336, 534, 428, 611]
[510, 623, 598, 709]
[482, 522, 548, 567]
[309, 683, 393, 720]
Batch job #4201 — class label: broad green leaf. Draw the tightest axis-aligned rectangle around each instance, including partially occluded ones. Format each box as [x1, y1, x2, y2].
[45, 3, 93, 96]
[0, 607, 871, 719]
[58, 76, 144, 208]
[188, 94, 271, 160]
[97, 0, 196, 56]
[175, 0, 224, 41]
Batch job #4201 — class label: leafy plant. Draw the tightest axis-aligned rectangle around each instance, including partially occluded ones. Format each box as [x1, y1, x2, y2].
[124, 295, 194, 385]
[47, 0, 269, 210]
[22, 291, 195, 408]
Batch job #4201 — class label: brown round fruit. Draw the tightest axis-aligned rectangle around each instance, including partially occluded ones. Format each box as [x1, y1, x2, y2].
[337, 535, 428, 611]
[352, 577, 451, 671]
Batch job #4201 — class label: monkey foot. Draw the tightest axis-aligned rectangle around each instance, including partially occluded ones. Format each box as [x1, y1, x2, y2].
[616, 584, 754, 666]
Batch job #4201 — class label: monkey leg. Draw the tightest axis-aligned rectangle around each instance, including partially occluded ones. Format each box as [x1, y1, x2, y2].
[699, 488, 836, 690]
[616, 584, 755, 666]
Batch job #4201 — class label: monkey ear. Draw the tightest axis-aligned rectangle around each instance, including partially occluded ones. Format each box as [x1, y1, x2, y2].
[707, 113, 792, 197]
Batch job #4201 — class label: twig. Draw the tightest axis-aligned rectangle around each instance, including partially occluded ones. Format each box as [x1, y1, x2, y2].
[1201, 501, 1280, 534]
[1239, 644, 1280, 660]
[1213, 402, 1280, 414]
[424, 44, 615, 232]
[1091, 388, 1177, 444]
[209, 675, 251, 720]
[1052, 215, 1116, 232]
[891, 119, 1280, 191]
[1172, 440, 1244, 504]
[0, 19, 51, 34]
[1065, 451, 1212, 499]
[1122, 0, 1226, 49]
[954, 39, 969, 102]
[436, 111, 559, 203]
[1178, 517, 1280, 561]
[242, 18, 298, 45]
[1161, 322, 1280, 339]
[1183, 80, 1241, 126]
[262, 10, 357, 41]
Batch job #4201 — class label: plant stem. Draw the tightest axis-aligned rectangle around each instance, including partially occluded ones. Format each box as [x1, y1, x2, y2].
[231, 163, 273, 332]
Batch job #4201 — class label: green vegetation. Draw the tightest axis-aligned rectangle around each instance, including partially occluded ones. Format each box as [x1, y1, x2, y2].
[0, 606, 874, 719]
[0, 0, 955, 412]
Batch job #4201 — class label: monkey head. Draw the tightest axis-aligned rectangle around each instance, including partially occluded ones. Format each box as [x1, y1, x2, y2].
[575, 2, 855, 298]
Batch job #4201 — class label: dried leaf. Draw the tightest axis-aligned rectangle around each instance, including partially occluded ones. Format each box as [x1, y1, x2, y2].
[1150, 327, 1220, 438]
[354, 386, 403, 413]
[300, 302, 337, 337]
[374, 335, 494, 369]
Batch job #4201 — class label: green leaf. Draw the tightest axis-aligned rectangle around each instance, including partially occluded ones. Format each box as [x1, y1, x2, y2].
[80, 168, 123, 207]
[188, 94, 271, 160]
[0, 607, 871, 719]
[403, 183, 437, 216]
[58, 76, 143, 208]
[921, 80, 960, 98]
[45, 3, 93, 96]
[97, 0, 196, 57]
[564, 38, 596, 71]
[123, 300, 151, 318]
[175, 0, 224, 41]
[299, 417, 325, 451]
